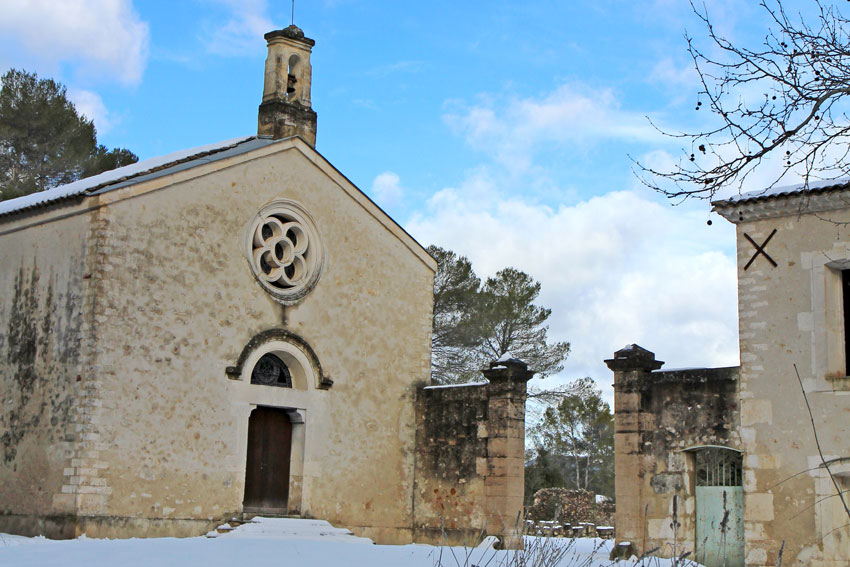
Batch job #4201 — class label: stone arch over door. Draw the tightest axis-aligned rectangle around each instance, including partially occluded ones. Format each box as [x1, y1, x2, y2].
[228, 330, 327, 517]
[226, 329, 333, 389]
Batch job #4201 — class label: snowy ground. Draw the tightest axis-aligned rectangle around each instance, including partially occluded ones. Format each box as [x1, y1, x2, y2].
[0, 517, 701, 567]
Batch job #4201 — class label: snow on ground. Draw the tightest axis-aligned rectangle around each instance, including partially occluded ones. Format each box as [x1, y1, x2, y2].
[0, 517, 701, 567]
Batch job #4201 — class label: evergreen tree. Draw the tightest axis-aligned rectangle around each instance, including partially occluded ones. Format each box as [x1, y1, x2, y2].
[0, 69, 137, 201]
[524, 447, 567, 505]
[479, 268, 570, 378]
[428, 247, 570, 383]
[428, 245, 487, 383]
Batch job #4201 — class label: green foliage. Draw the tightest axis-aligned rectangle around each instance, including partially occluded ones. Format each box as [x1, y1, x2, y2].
[480, 268, 570, 378]
[428, 245, 488, 383]
[83, 145, 138, 179]
[427, 246, 570, 383]
[530, 377, 614, 497]
[0, 69, 137, 201]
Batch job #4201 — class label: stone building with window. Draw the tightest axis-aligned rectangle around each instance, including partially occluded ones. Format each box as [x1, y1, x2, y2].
[0, 25, 530, 546]
[607, 184, 850, 567]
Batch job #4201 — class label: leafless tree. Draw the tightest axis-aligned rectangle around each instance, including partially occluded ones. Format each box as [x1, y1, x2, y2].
[636, 0, 850, 201]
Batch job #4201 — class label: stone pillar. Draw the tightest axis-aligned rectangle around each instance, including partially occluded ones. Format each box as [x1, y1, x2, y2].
[604, 345, 663, 558]
[481, 358, 534, 548]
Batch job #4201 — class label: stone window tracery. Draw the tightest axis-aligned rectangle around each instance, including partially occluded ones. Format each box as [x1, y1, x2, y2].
[250, 353, 293, 388]
[246, 200, 324, 304]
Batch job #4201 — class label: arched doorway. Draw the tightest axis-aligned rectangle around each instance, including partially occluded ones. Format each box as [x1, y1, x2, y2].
[694, 447, 745, 567]
[243, 406, 292, 513]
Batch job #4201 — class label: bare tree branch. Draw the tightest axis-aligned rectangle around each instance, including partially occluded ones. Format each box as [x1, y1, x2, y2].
[635, 0, 850, 200]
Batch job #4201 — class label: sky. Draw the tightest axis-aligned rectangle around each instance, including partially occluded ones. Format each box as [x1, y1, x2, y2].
[0, 0, 801, 401]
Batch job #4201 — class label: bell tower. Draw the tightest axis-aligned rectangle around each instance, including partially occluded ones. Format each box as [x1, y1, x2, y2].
[258, 25, 317, 146]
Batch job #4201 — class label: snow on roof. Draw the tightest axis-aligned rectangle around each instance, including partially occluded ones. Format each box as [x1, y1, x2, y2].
[423, 380, 489, 390]
[713, 178, 850, 206]
[0, 135, 277, 217]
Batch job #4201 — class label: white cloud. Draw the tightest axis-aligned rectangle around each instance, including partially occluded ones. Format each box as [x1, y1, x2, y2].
[650, 58, 697, 90]
[407, 172, 739, 401]
[443, 84, 663, 175]
[202, 0, 274, 56]
[69, 89, 113, 135]
[370, 171, 404, 208]
[0, 0, 149, 85]
[413, 79, 742, 403]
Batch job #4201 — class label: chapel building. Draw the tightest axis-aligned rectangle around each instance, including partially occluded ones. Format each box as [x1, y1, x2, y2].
[0, 25, 530, 546]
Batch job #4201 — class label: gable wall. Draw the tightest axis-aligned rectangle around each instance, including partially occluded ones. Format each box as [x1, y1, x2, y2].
[76, 146, 434, 543]
[0, 144, 435, 543]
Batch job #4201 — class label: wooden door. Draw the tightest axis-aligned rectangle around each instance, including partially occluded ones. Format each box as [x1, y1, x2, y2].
[243, 407, 292, 512]
[695, 449, 745, 567]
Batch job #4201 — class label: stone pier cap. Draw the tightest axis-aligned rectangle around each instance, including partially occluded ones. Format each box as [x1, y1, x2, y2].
[605, 344, 739, 387]
[481, 357, 535, 383]
[604, 344, 664, 372]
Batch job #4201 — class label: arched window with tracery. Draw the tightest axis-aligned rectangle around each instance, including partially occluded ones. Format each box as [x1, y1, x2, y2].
[250, 353, 292, 388]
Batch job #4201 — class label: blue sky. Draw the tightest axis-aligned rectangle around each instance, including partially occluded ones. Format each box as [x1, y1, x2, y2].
[1, 0, 786, 399]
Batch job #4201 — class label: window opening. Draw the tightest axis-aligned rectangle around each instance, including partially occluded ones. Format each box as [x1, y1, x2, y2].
[251, 354, 293, 388]
[286, 54, 300, 98]
[246, 199, 324, 305]
[695, 448, 742, 487]
[843, 269, 850, 376]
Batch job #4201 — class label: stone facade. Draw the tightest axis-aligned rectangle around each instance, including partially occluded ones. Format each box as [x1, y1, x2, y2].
[0, 137, 435, 543]
[0, 25, 532, 547]
[714, 187, 850, 567]
[609, 183, 850, 566]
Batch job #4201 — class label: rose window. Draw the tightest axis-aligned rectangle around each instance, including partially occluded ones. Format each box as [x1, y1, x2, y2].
[246, 200, 324, 303]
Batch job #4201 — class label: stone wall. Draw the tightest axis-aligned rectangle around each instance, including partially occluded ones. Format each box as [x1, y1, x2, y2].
[605, 345, 739, 559]
[0, 206, 93, 537]
[714, 193, 850, 567]
[413, 360, 532, 548]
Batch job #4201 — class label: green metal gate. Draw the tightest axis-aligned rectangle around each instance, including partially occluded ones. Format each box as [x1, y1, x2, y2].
[695, 448, 745, 567]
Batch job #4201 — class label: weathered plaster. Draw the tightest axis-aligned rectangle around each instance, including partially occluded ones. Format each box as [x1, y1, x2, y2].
[0, 141, 437, 544]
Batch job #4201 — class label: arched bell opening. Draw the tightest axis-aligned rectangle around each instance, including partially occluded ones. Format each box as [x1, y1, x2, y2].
[286, 54, 301, 100]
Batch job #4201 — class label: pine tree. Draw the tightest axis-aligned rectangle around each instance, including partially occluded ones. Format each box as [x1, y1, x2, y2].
[0, 69, 138, 201]
[428, 245, 487, 383]
[428, 247, 569, 382]
[479, 268, 570, 378]
[532, 377, 614, 497]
